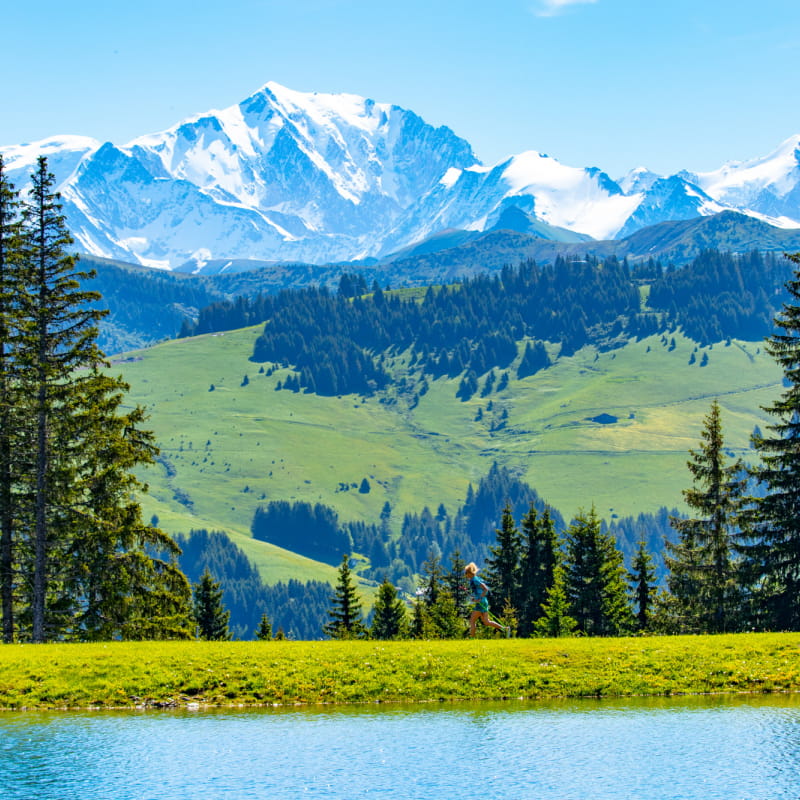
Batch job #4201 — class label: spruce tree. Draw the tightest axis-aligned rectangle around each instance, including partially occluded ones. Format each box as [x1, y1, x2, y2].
[445, 550, 471, 620]
[518, 505, 558, 635]
[485, 502, 521, 615]
[17, 157, 108, 641]
[534, 564, 577, 638]
[0, 156, 22, 643]
[5, 157, 192, 642]
[370, 578, 408, 639]
[742, 253, 800, 629]
[410, 597, 433, 639]
[629, 539, 657, 632]
[431, 591, 464, 638]
[666, 399, 744, 633]
[256, 612, 273, 640]
[419, 550, 444, 608]
[192, 569, 231, 640]
[564, 508, 632, 636]
[324, 554, 366, 639]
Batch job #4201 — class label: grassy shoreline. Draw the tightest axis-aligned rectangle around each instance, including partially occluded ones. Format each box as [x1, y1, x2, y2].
[2, 633, 799, 712]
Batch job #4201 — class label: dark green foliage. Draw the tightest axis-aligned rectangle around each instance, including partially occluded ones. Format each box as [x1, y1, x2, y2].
[460, 463, 565, 554]
[324, 554, 367, 639]
[252, 287, 391, 396]
[180, 292, 274, 339]
[629, 539, 658, 632]
[456, 369, 478, 401]
[426, 591, 463, 639]
[256, 613, 273, 640]
[251, 500, 392, 580]
[192, 569, 232, 640]
[534, 564, 577, 637]
[370, 579, 408, 639]
[740, 252, 800, 630]
[243, 256, 641, 395]
[603, 507, 679, 583]
[0, 158, 192, 643]
[481, 369, 496, 397]
[412, 553, 463, 639]
[165, 249, 794, 401]
[445, 550, 471, 619]
[666, 400, 744, 633]
[251, 501, 350, 565]
[647, 250, 787, 344]
[337, 272, 368, 298]
[0, 156, 22, 643]
[564, 508, 633, 636]
[485, 503, 522, 615]
[518, 505, 559, 635]
[517, 340, 551, 378]
[80, 255, 222, 353]
[419, 550, 445, 608]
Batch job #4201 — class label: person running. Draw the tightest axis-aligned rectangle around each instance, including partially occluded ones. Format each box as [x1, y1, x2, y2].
[464, 562, 507, 637]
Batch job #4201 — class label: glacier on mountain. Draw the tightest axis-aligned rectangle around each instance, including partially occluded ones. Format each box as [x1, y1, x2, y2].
[2, 84, 799, 269]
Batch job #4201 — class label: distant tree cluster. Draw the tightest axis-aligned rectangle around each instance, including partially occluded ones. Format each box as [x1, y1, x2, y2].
[82, 255, 222, 352]
[177, 249, 794, 399]
[647, 250, 786, 344]
[177, 529, 331, 639]
[322, 499, 641, 641]
[0, 156, 192, 643]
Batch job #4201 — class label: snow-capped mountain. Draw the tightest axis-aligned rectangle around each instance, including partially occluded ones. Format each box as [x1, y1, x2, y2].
[685, 135, 800, 226]
[2, 84, 799, 269]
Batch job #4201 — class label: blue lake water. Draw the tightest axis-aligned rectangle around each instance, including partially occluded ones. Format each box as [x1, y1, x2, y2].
[2, 695, 800, 799]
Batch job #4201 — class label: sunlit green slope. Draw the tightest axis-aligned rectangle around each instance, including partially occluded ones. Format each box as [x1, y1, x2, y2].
[114, 325, 781, 583]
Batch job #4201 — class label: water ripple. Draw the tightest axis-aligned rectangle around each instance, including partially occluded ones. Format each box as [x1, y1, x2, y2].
[2, 696, 800, 799]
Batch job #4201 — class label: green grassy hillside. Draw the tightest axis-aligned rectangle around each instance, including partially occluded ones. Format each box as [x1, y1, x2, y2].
[112, 324, 781, 584]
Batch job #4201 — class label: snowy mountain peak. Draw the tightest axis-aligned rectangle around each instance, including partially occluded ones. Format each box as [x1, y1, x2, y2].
[690, 135, 800, 224]
[618, 167, 660, 195]
[1, 84, 799, 268]
[2, 135, 100, 188]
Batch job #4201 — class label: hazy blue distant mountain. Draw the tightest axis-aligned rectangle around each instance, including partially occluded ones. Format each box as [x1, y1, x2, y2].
[2, 85, 799, 269]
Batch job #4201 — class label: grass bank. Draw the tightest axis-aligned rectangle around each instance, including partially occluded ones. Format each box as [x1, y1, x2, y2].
[1, 633, 799, 711]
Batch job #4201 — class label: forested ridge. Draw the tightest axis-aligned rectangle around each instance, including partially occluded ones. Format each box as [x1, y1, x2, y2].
[180, 250, 789, 397]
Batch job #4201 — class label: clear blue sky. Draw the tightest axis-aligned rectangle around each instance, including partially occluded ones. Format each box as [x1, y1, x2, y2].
[4, 0, 799, 178]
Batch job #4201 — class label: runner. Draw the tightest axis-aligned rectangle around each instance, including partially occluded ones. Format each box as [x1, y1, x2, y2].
[464, 562, 508, 637]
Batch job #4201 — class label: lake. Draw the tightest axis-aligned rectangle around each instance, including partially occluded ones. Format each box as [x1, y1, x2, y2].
[2, 695, 800, 799]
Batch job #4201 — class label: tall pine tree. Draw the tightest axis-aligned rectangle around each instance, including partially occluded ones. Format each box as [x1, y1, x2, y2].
[564, 507, 632, 636]
[371, 578, 408, 639]
[485, 502, 521, 615]
[193, 569, 231, 640]
[17, 157, 108, 641]
[324, 554, 366, 639]
[666, 400, 744, 633]
[0, 156, 22, 643]
[742, 253, 800, 629]
[2, 157, 192, 642]
[518, 505, 559, 635]
[629, 539, 657, 632]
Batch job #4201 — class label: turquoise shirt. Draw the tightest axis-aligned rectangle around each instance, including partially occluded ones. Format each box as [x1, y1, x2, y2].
[470, 575, 489, 612]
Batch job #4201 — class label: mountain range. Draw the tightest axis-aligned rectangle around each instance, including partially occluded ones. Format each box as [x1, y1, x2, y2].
[2, 82, 800, 271]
